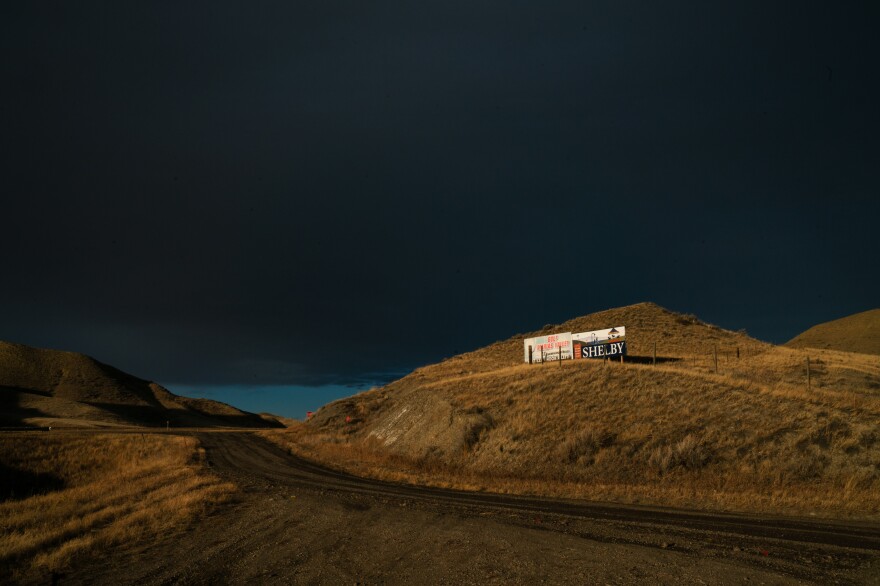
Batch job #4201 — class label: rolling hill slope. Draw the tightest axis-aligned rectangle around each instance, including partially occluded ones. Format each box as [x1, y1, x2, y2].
[0, 341, 282, 428]
[786, 308, 880, 355]
[271, 302, 880, 518]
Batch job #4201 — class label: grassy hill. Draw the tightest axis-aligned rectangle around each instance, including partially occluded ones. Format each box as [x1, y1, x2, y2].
[0, 341, 282, 428]
[786, 308, 880, 355]
[266, 302, 880, 518]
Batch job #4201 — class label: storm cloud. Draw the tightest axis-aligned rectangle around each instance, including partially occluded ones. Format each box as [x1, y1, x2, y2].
[2, 2, 878, 387]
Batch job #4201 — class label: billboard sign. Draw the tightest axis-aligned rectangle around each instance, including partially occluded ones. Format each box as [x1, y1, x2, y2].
[523, 332, 573, 363]
[572, 326, 626, 359]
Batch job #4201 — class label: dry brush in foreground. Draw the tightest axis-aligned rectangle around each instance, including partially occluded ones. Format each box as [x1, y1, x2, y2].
[0, 433, 234, 582]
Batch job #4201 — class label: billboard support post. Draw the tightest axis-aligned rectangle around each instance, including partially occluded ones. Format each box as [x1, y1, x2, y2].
[524, 333, 572, 364]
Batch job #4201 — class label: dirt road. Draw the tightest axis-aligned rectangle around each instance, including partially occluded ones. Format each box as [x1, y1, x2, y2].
[62, 432, 879, 584]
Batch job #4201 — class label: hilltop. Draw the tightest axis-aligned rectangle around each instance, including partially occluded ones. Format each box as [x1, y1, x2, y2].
[267, 302, 880, 518]
[786, 308, 880, 355]
[0, 341, 282, 428]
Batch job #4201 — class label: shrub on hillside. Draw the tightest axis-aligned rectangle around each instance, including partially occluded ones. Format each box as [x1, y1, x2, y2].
[677, 313, 700, 325]
[648, 434, 711, 475]
[559, 428, 615, 465]
[784, 446, 829, 481]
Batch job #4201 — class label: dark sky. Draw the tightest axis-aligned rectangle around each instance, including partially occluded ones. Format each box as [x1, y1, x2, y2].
[2, 2, 878, 395]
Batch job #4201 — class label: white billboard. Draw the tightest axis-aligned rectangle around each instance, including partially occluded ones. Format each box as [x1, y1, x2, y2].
[523, 332, 573, 363]
[572, 326, 626, 359]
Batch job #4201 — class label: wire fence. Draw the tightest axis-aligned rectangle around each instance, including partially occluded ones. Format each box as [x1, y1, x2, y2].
[528, 340, 826, 392]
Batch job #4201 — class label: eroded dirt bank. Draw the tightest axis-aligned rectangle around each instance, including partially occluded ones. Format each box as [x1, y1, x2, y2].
[45, 432, 880, 585]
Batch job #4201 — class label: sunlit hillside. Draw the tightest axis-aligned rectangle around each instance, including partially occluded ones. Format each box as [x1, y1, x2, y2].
[786, 308, 880, 355]
[266, 303, 880, 519]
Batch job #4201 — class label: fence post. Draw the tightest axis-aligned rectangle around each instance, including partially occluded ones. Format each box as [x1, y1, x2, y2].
[713, 344, 718, 373]
[736, 346, 740, 360]
[652, 342, 656, 366]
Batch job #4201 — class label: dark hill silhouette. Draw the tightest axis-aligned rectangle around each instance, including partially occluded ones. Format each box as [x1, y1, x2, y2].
[0, 341, 283, 428]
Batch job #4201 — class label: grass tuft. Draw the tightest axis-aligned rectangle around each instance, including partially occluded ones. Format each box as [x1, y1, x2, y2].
[0, 433, 234, 579]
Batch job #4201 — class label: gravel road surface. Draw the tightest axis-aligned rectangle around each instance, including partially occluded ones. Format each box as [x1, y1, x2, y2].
[59, 432, 880, 585]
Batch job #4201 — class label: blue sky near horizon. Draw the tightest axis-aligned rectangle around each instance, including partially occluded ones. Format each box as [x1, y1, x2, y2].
[168, 383, 377, 420]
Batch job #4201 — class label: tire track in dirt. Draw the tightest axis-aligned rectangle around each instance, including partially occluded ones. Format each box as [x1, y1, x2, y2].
[55, 431, 879, 585]
[200, 432, 880, 553]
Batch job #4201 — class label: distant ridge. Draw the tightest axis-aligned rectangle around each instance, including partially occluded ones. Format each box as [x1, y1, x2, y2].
[0, 340, 283, 428]
[786, 309, 880, 355]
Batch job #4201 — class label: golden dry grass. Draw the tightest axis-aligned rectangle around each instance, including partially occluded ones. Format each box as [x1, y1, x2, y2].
[0, 433, 235, 581]
[786, 308, 880, 355]
[264, 303, 880, 520]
